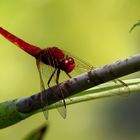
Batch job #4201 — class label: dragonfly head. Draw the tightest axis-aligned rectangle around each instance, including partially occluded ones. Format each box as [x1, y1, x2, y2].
[61, 56, 75, 73]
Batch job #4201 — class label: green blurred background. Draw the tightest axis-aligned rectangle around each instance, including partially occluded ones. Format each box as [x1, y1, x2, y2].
[0, 0, 140, 139]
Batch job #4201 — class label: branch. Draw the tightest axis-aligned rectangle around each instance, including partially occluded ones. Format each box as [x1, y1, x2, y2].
[17, 53, 140, 112]
[1, 54, 140, 129]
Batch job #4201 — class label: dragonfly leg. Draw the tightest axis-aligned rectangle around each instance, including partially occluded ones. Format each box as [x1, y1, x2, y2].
[47, 68, 57, 88]
[55, 69, 67, 119]
[56, 69, 60, 84]
[66, 73, 72, 78]
[56, 69, 67, 100]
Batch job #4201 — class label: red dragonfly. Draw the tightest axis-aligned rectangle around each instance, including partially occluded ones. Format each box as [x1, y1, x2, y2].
[0, 27, 128, 119]
[0, 27, 93, 119]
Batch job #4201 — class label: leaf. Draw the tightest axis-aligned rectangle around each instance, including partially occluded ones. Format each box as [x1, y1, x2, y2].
[24, 123, 48, 140]
[129, 20, 140, 32]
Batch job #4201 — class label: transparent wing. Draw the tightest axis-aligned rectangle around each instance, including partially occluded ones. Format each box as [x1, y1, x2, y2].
[46, 49, 67, 119]
[63, 50, 129, 91]
[36, 50, 67, 119]
[63, 50, 94, 76]
[49, 62, 67, 118]
[36, 59, 49, 120]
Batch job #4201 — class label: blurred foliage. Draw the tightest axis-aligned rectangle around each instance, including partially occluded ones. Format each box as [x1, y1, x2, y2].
[0, 0, 140, 140]
[24, 123, 48, 140]
[130, 20, 140, 32]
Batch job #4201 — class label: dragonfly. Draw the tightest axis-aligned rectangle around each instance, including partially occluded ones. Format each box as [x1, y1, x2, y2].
[0, 27, 128, 119]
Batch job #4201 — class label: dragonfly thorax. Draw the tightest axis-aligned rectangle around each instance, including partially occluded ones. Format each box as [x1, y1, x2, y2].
[38, 47, 75, 73]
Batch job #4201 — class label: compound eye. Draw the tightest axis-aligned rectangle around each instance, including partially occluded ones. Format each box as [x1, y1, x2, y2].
[68, 57, 74, 64]
[64, 59, 69, 65]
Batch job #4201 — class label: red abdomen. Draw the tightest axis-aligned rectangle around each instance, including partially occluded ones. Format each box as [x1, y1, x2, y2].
[0, 27, 41, 57]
